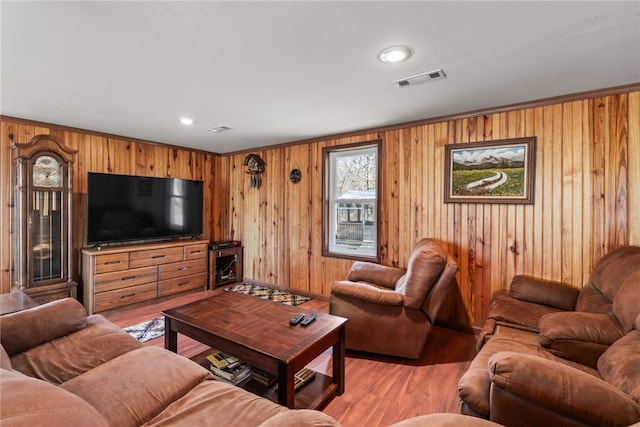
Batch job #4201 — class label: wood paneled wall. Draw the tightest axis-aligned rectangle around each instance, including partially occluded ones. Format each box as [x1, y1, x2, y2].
[218, 91, 640, 328]
[2, 88, 638, 328]
[0, 120, 220, 293]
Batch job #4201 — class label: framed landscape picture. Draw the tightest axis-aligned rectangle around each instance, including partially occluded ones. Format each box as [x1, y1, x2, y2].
[444, 137, 536, 204]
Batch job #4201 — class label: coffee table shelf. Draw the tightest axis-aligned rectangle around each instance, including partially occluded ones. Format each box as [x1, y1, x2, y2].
[163, 291, 347, 409]
[192, 350, 337, 410]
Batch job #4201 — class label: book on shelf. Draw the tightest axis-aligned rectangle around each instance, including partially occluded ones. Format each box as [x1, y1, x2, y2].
[294, 368, 316, 391]
[210, 360, 251, 382]
[206, 351, 240, 369]
[212, 366, 252, 385]
[251, 368, 277, 387]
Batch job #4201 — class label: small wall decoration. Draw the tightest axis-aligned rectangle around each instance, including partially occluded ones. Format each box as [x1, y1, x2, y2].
[289, 168, 302, 184]
[444, 137, 536, 204]
[244, 153, 265, 188]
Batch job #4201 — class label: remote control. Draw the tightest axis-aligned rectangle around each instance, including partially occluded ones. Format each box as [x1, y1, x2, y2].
[300, 314, 317, 326]
[289, 313, 305, 325]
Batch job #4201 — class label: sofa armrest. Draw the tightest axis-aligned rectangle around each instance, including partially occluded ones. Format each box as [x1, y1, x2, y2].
[347, 261, 406, 289]
[538, 312, 624, 367]
[509, 275, 579, 311]
[0, 298, 87, 356]
[330, 281, 404, 305]
[489, 352, 640, 427]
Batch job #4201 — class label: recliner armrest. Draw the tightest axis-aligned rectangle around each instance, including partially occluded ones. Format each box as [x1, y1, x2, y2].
[509, 275, 579, 311]
[538, 311, 624, 367]
[330, 281, 404, 305]
[347, 261, 406, 289]
[489, 351, 640, 427]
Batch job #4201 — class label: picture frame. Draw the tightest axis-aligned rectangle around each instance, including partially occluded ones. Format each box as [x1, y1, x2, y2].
[444, 137, 536, 204]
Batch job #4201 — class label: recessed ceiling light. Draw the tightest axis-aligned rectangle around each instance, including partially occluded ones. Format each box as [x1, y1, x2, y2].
[179, 117, 194, 125]
[378, 46, 413, 63]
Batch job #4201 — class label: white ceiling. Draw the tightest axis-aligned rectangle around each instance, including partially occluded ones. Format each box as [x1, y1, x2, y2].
[1, 1, 639, 154]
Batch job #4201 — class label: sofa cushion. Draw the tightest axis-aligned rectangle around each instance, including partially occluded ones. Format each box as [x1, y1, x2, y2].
[11, 314, 142, 383]
[395, 238, 446, 310]
[0, 298, 87, 356]
[589, 246, 640, 302]
[612, 271, 640, 332]
[598, 329, 640, 405]
[388, 413, 502, 427]
[0, 368, 109, 427]
[61, 346, 212, 427]
[258, 410, 342, 427]
[143, 379, 288, 426]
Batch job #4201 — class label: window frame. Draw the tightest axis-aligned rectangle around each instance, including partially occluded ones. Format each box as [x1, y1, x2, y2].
[322, 140, 381, 262]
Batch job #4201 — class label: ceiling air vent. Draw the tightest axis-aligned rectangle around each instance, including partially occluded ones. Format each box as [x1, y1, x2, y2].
[208, 126, 231, 134]
[394, 68, 446, 87]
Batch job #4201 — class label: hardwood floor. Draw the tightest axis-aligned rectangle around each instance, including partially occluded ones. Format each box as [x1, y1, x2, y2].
[103, 288, 477, 427]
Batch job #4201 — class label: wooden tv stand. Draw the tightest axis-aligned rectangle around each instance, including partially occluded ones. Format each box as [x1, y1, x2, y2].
[81, 239, 208, 314]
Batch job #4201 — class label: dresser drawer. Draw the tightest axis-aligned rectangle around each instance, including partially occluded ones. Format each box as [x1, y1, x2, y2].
[185, 243, 208, 260]
[94, 282, 158, 312]
[94, 253, 129, 274]
[130, 247, 184, 268]
[158, 259, 207, 281]
[158, 273, 206, 297]
[94, 266, 157, 293]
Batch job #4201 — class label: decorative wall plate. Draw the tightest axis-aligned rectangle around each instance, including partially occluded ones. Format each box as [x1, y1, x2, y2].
[289, 168, 302, 184]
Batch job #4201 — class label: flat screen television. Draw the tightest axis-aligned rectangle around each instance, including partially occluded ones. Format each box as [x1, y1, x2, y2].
[86, 172, 204, 246]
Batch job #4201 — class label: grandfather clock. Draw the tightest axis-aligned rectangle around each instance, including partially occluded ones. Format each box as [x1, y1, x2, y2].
[11, 134, 78, 303]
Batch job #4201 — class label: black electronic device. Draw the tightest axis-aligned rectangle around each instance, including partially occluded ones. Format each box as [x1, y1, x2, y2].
[300, 314, 317, 326]
[209, 240, 242, 250]
[86, 172, 204, 246]
[289, 313, 305, 325]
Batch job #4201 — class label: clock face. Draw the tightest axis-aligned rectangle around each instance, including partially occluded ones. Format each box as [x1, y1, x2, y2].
[33, 156, 62, 187]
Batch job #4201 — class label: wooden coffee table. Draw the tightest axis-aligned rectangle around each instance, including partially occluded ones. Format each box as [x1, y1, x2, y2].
[162, 290, 347, 409]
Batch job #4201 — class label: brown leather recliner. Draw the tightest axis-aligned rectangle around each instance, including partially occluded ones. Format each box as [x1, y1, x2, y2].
[328, 238, 458, 359]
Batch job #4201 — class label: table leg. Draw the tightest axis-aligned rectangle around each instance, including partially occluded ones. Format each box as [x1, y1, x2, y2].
[277, 362, 296, 408]
[333, 325, 345, 394]
[164, 317, 177, 352]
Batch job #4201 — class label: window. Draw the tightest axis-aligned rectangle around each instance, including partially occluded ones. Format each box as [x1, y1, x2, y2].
[323, 141, 380, 261]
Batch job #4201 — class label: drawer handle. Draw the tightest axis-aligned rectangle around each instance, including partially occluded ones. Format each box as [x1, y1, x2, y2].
[105, 261, 121, 265]
[120, 293, 136, 299]
[152, 255, 165, 259]
[178, 282, 189, 287]
[121, 275, 136, 281]
[179, 266, 190, 271]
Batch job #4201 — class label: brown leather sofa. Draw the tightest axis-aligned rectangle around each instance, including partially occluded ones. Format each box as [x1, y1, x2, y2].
[329, 238, 458, 358]
[0, 298, 341, 427]
[458, 245, 640, 427]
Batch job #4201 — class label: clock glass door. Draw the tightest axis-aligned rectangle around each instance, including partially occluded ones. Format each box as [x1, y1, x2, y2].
[31, 155, 64, 283]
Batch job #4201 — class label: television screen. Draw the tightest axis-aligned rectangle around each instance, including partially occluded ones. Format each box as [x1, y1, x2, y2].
[87, 172, 203, 246]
